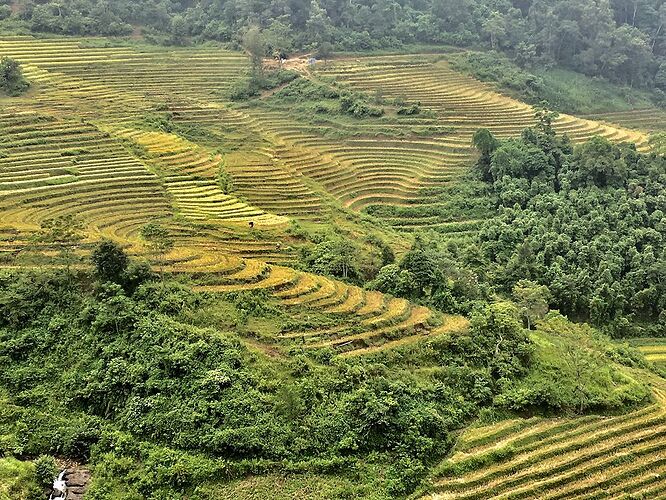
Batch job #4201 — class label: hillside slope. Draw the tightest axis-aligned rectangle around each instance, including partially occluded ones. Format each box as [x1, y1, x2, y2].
[425, 373, 666, 499]
[0, 35, 665, 499]
[0, 38, 650, 248]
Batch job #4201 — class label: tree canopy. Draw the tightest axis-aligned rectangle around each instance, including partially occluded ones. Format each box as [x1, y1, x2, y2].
[0, 57, 29, 96]
[475, 117, 666, 336]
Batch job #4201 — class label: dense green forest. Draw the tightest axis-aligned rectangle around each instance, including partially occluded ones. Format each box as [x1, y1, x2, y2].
[366, 112, 666, 337]
[3, 0, 666, 90]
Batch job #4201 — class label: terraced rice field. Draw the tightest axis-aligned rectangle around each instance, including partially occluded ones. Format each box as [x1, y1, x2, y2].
[161, 246, 467, 356]
[0, 36, 302, 261]
[152, 53, 649, 240]
[308, 55, 649, 236]
[318, 56, 647, 144]
[0, 36, 247, 121]
[425, 379, 666, 499]
[586, 108, 666, 132]
[0, 36, 655, 358]
[0, 109, 171, 241]
[237, 104, 467, 211]
[0, 38, 649, 241]
[166, 104, 333, 220]
[632, 339, 666, 371]
[107, 126, 288, 228]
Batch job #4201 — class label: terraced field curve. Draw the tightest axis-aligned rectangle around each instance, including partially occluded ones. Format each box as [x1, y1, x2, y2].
[307, 55, 651, 236]
[0, 37, 655, 359]
[0, 39, 650, 241]
[425, 376, 666, 499]
[165, 247, 468, 357]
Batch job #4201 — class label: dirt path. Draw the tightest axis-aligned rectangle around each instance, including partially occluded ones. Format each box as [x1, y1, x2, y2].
[263, 54, 314, 77]
[259, 80, 293, 99]
[259, 54, 316, 99]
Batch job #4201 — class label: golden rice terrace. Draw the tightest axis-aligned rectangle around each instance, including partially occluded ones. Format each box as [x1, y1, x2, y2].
[1, 34, 665, 499]
[0, 36, 651, 357]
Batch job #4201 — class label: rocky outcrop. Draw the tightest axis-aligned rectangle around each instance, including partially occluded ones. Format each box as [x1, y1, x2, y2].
[63, 468, 91, 499]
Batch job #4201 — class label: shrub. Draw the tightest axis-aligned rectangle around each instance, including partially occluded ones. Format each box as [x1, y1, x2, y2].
[340, 94, 384, 117]
[386, 456, 427, 495]
[33, 455, 57, 488]
[273, 78, 339, 100]
[0, 57, 29, 96]
[121, 260, 155, 295]
[397, 103, 421, 115]
[92, 240, 129, 284]
[229, 70, 298, 101]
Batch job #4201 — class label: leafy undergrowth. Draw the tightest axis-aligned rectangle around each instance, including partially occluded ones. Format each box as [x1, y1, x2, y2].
[0, 265, 515, 498]
[0, 257, 652, 499]
[496, 313, 651, 414]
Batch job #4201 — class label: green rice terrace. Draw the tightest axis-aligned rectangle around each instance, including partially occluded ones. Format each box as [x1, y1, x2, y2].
[0, 32, 665, 499]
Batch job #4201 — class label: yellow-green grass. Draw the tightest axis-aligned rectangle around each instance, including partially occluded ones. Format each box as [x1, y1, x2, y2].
[106, 126, 289, 228]
[586, 108, 666, 132]
[0, 457, 38, 500]
[631, 339, 666, 369]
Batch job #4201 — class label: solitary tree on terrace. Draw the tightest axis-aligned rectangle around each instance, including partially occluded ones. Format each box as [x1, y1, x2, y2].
[513, 279, 550, 330]
[243, 26, 266, 75]
[92, 239, 129, 284]
[316, 41, 333, 64]
[472, 128, 498, 181]
[0, 57, 29, 96]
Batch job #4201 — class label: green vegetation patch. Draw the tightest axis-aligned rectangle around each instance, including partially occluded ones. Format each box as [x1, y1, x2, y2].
[0, 244, 543, 498]
[229, 70, 299, 101]
[0, 57, 29, 97]
[450, 51, 657, 115]
[0, 457, 40, 500]
[496, 313, 651, 414]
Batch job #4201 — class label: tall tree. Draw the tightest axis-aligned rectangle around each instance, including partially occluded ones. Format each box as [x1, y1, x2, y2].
[92, 240, 129, 284]
[242, 26, 266, 74]
[512, 280, 550, 330]
[483, 11, 507, 50]
[305, 0, 334, 45]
